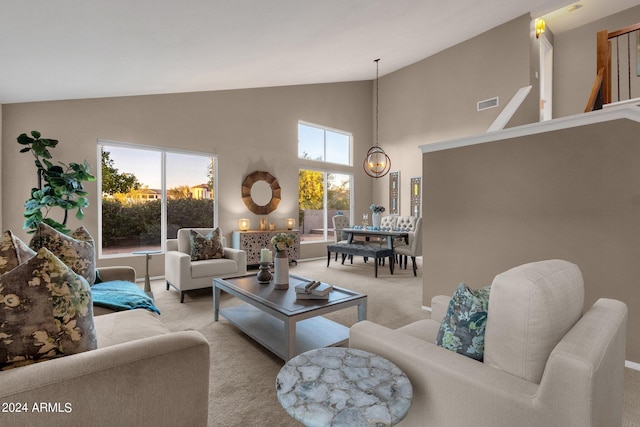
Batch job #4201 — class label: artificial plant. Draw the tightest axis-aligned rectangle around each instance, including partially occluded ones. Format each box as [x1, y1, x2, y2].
[17, 131, 96, 234]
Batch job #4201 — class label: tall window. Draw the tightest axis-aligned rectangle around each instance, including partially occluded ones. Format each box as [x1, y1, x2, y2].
[98, 141, 216, 257]
[298, 122, 352, 243]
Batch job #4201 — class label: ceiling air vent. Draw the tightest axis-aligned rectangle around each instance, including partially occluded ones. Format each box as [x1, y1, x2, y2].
[477, 97, 499, 111]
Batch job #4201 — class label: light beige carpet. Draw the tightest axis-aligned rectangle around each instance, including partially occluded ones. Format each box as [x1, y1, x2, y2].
[148, 258, 640, 427]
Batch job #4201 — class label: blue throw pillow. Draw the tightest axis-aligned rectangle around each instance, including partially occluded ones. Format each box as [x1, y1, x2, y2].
[436, 283, 491, 361]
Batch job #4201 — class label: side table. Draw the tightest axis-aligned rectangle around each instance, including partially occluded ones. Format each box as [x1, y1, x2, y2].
[132, 250, 162, 295]
[276, 347, 412, 426]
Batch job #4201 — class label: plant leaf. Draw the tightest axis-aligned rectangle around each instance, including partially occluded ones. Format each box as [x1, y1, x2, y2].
[17, 133, 34, 145]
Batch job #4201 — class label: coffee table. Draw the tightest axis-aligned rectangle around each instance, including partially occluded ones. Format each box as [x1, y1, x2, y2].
[213, 274, 367, 361]
[276, 347, 413, 426]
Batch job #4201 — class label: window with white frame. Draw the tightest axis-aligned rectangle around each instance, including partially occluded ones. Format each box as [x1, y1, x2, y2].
[98, 141, 216, 257]
[298, 122, 351, 165]
[297, 122, 353, 243]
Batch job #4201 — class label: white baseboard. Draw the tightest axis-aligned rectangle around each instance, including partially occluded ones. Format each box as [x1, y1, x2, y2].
[422, 305, 431, 312]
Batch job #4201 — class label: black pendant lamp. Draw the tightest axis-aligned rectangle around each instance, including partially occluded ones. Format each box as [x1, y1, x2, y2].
[363, 58, 391, 178]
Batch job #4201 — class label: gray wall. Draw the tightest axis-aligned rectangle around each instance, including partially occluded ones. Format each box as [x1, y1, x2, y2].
[554, 5, 640, 117]
[372, 14, 539, 213]
[1, 82, 372, 276]
[422, 118, 640, 362]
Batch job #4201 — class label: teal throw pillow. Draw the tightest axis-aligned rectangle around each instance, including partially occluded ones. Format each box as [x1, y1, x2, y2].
[436, 283, 491, 362]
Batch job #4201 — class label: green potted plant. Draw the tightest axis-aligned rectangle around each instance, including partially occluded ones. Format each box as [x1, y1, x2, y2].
[17, 131, 96, 233]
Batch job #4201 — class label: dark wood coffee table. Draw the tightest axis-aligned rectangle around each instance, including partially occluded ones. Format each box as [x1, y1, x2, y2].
[213, 274, 367, 361]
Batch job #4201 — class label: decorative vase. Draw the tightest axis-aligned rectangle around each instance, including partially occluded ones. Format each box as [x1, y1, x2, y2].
[257, 262, 272, 284]
[273, 250, 289, 289]
[372, 212, 381, 228]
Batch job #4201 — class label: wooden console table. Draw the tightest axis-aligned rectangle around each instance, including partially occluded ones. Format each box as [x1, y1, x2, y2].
[231, 230, 300, 265]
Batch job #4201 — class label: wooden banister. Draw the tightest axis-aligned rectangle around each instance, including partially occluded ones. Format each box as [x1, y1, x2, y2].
[586, 23, 640, 111]
[596, 30, 611, 105]
[585, 68, 604, 112]
[607, 22, 640, 39]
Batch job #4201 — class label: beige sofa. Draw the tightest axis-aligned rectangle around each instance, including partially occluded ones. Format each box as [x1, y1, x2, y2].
[0, 264, 210, 427]
[165, 228, 247, 302]
[350, 260, 628, 427]
[92, 265, 137, 315]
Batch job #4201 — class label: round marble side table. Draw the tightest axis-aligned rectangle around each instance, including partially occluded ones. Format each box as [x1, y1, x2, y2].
[276, 347, 412, 427]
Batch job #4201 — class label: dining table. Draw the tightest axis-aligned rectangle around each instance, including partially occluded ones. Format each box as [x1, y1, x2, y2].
[341, 227, 409, 249]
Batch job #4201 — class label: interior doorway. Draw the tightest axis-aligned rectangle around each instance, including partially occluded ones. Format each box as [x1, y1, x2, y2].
[540, 36, 553, 121]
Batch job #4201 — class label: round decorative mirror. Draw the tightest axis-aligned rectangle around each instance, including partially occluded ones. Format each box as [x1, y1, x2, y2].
[251, 181, 272, 206]
[241, 171, 281, 215]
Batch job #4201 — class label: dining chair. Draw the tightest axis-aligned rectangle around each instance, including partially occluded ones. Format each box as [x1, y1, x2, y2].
[394, 217, 422, 276]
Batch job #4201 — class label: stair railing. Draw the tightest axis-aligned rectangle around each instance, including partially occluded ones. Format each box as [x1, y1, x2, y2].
[585, 23, 640, 112]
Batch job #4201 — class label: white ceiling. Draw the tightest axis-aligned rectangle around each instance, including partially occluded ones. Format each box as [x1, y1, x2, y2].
[1, 0, 639, 104]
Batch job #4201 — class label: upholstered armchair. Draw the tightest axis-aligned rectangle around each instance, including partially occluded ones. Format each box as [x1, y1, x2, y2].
[350, 260, 628, 427]
[165, 228, 247, 302]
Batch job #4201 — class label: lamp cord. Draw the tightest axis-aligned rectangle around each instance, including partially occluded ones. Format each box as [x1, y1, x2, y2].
[375, 58, 380, 147]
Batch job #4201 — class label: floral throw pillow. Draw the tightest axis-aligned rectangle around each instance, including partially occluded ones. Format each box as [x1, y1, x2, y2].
[436, 283, 491, 362]
[189, 228, 224, 261]
[0, 230, 36, 276]
[29, 222, 96, 285]
[0, 247, 97, 370]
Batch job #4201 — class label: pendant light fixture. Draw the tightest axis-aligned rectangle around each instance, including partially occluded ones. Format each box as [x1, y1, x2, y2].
[364, 58, 391, 178]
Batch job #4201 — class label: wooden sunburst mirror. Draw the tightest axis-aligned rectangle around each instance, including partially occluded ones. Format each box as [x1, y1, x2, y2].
[241, 171, 281, 215]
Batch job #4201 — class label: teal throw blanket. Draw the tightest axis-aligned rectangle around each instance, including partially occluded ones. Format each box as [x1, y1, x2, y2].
[91, 280, 161, 314]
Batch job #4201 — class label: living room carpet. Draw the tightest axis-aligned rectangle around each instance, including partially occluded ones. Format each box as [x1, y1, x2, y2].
[148, 257, 640, 427]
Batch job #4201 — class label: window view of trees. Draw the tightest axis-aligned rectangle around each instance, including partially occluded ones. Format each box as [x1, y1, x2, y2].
[99, 144, 215, 256]
[298, 170, 351, 242]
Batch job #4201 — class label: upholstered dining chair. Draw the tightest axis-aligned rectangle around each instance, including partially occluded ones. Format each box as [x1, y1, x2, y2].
[331, 215, 362, 261]
[393, 217, 422, 276]
[332, 215, 351, 245]
[379, 215, 397, 229]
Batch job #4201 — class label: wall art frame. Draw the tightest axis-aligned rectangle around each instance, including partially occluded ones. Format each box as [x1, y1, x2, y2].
[389, 171, 400, 215]
[410, 176, 421, 218]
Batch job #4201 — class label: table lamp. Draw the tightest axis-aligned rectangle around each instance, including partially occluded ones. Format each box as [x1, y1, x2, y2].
[238, 218, 250, 231]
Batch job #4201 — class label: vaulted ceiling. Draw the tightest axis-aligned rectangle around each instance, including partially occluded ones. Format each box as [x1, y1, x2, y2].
[1, 0, 638, 104]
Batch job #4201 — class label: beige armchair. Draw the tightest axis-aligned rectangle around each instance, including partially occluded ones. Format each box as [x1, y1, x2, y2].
[165, 228, 247, 302]
[350, 260, 628, 427]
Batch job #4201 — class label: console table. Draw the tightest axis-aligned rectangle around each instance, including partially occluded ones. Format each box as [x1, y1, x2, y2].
[231, 230, 300, 265]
